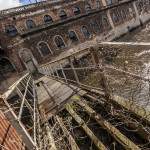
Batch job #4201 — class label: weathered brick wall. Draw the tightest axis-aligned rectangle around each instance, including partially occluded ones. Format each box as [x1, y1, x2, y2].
[0, 111, 25, 150]
[0, 0, 148, 73]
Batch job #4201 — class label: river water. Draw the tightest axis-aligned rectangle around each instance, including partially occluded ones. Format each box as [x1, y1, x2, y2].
[106, 23, 150, 110]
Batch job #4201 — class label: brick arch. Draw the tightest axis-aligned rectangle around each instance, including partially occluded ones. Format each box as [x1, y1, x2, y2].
[53, 35, 66, 49]
[37, 41, 53, 57]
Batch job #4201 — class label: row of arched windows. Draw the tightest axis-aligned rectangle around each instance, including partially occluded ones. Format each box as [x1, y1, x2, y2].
[5, 1, 103, 36]
[37, 26, 91, 57]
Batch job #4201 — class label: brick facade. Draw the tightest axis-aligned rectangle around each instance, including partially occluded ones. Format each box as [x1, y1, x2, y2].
[0, 111, 25, 150]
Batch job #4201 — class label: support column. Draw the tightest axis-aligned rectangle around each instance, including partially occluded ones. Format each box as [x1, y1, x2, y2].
[133, 1, 141, 23]
[90, 47, 110, 100]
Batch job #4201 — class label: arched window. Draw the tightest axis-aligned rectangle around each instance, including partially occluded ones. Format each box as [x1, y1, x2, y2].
[85, 3, 91, 12]
[73, 6, 81, 15]
[44, 15, 53, 23]
[90, 20, 99, 33]
[59, 10, 67, 20]
[38, 42, 52, 57]
[26, 19, 36, 29]
[5, 25, 18, 36]
[81, 26, 91, 38]
[68, 31, 79, 42]
[54, 36, 66, 49]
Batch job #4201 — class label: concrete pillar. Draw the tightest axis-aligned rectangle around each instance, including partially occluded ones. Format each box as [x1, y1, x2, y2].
[133, 1, 140, 22]
[101, 0, 107, 6]
[101, 0, 115, 30]
[106, 10, 115, 30]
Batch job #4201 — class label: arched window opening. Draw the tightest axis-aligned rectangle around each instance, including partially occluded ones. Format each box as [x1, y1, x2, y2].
[19, 49, 37, 72]
[81, 26, 91, 39]
[54, 36, 66, 49]
[0, 58, 15, 75]
[26, 19, 36, 29]
[44, 15, 53, 24]
[5, 25, 18, 36]
[59, 10, 67, 20]
[38, 42, 52, 56]
[90, 20, 100, 33]
[68, 31, 79, 42]
[73, 6, 81, 15]
[85, 3, 92, 12]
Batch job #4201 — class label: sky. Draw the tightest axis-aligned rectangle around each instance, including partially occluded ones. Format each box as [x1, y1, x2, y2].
[0, 0, 42, 10]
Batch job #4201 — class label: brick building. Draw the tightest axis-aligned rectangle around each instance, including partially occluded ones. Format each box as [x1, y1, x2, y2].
[0, 0, 149, 78]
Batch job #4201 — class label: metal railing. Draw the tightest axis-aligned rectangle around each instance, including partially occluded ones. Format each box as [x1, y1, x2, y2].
[0, 73, 39, 149]
[38, 43, 150, 109]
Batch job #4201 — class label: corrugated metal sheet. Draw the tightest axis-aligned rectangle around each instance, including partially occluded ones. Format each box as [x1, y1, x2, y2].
[0, 111, 25, 150]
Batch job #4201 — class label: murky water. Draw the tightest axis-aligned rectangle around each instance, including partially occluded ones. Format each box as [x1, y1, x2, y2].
[107, 23, 150, 110]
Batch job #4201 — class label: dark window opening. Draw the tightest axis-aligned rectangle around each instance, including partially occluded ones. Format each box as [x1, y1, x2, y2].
[73, 6, 81, 15]
[81, 26, 91, 39]
[38, 42, 51, 56]
[44, 15, 53, 24]
[59, 10, 67, 20]
[68, 31, 79, 42]
[85, 3, 92, 12]
[5, 25, 18, 37]
[0, 58, 15, 76]
[26, 19, 36, 29]
[55, 36, 66, 49]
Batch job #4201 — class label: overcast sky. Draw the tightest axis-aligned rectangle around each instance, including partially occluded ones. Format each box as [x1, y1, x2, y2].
[0, 0, 42, 10]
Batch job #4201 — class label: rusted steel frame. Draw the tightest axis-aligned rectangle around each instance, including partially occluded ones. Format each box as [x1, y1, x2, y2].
[0, 97, 36, 149]
[18, 76, 32, 120]
[90, 47, 110, 99]
[68, 57, 80, 85]
[40, 105, 57, 150]
[46, 75, 103, 92]
[83, 93, 150, 141]
[40, 48, 90, 68]
[20, 81, 34, 97]
[111, 94, 150, 124]
[75, 98, 141, 150]
[2, 73, 29, 99]
[65, 104, 107, 150]
[60, 64, 68, 83]
[33, 81, 38, 145]
[105, 65, 150, 82]
[16, 87, 33, 114]
[114, 113, 150, 142]
[56, 116, 80, 150]
[82, 86, 150, 125]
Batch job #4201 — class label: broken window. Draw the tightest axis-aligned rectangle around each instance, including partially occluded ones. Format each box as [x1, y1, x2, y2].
[81, 26, 91, 38]
[85, 3, 92, 13]
[38, 42, 51, 56]
[73, 6, 81, 15]
[26, 19, 36, 29]
[59, 10, 67, 20]
[5, 25, 18, 36]
[54, 36, 66, 49]
[44, 15, 53, 24]
[68, 31, 79, 42]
